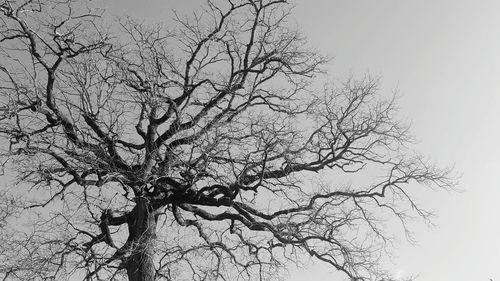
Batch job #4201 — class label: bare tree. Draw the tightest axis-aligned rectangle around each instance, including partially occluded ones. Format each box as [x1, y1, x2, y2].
[0, 0, 454, 280]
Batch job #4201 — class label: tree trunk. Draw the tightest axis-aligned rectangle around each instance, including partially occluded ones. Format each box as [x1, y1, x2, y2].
[125, 197, 158, 281]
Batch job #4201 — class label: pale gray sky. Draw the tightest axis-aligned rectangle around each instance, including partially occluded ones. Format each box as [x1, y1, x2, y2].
[103, 1, 500, 280]
[296, 1, 500, 280]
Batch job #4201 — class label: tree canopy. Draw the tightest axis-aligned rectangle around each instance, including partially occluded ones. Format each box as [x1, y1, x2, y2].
[0, 0, 454, 280]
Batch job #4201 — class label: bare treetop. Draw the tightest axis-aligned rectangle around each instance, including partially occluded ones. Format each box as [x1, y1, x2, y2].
[0, 1, 454, 280]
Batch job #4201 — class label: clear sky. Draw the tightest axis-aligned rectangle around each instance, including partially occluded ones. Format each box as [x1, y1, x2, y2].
[291, 1, 499, 281]
[97, 0, 500, 280]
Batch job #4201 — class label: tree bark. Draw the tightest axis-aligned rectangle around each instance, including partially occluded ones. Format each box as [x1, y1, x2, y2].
[125, 197, 158, 281]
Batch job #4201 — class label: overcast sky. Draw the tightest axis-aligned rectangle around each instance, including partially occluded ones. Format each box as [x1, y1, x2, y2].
[102, 1, 499, 280]
[292, 2, 499, 281]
